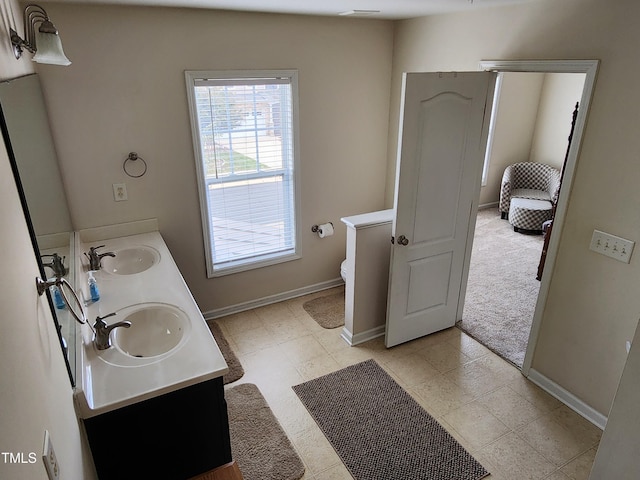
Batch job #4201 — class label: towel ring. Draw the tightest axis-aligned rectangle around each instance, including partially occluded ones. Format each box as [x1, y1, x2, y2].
[123, 152, 148, 178]
[36, 277, 87, 325]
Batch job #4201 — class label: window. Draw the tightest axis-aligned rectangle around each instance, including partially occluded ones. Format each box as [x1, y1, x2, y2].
[481, 72, 503, 186]
[186, 70, 300, 277]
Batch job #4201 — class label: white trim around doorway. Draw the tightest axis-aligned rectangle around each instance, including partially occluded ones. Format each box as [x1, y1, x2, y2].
[477, 60, 600, 377]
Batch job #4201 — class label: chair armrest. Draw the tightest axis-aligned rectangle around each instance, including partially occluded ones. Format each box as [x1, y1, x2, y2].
[548, 168, 562, 204]
[499, 165, 514, 213]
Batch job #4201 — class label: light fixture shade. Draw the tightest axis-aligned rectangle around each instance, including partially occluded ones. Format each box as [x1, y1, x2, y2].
[32, 30, 71, 66]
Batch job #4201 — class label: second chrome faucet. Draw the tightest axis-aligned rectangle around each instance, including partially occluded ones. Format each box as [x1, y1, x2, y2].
[84, 245, 116, 271]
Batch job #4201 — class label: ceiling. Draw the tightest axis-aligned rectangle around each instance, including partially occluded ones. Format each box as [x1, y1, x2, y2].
[38, 0, 539, 20]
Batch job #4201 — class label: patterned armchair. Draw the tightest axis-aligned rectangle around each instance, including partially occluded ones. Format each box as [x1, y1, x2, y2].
[499, 162, 562, 219]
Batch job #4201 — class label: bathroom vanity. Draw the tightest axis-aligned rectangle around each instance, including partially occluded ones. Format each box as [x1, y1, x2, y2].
[83, 377, 230, 479]
[73, 222, 231, 479]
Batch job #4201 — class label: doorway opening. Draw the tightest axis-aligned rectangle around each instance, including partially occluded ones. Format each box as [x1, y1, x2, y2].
[457, 60, 599, 375]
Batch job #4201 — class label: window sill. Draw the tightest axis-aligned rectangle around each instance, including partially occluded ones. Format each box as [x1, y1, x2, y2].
[209, 251, 301, 278]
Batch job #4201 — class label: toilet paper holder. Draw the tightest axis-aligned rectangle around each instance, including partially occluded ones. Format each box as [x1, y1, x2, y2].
[311, 222, 333, 233]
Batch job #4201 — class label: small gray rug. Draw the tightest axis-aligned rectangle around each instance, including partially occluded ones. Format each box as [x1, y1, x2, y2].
[226, 383, 305, 480]
[293, 360, 489, 480]
[302, 290, 345, 329]
[207, 320, 244, 384]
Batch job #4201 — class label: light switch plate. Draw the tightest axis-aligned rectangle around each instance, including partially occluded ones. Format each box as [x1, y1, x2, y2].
[589, 229, 634, 263]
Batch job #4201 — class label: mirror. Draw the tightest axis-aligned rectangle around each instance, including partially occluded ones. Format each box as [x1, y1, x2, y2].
[0, 73, 76, 386]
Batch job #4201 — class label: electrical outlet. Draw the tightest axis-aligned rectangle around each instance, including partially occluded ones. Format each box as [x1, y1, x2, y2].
[589, 229, 634, 263]
[42, 430, 59, 480]
[113, 183, 128, 201]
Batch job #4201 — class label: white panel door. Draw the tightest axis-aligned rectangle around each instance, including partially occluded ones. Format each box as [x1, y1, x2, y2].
[385, 72, 496, 348]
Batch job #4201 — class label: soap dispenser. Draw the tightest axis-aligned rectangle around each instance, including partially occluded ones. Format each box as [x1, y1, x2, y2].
[88, 271, 100, 302]
[51, 285, 66, 309]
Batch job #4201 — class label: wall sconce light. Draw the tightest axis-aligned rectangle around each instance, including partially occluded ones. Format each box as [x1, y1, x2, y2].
[10, 4, 71, 66]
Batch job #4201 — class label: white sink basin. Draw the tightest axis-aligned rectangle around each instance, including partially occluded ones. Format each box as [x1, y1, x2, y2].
[112, 303, 190, 358]
[101, 246, 160, 275]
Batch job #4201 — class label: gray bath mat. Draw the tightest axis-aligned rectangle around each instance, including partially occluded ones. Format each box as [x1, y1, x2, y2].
[226, 383, 305, 480]
[206, 320, 244, 384]
[293, 359, 489, 480]
[302, 291, 345, 329]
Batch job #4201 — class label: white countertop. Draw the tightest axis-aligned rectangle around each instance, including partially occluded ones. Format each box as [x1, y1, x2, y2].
[73, 231, 228, 418]
[341, 209, 394, 229]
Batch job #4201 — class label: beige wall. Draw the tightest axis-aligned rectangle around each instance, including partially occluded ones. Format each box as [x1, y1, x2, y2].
[36, 4, 393, 313]
[0, 1, 32, 81]
[529, 72, 585, 168]
[0, 152, 95, 480]
[479, 71, 544, 205]
[389, 0, 640, 416]
[480, 71, 584, 205]
[0, 4, 94, 479]
[589, 320, 640, 479]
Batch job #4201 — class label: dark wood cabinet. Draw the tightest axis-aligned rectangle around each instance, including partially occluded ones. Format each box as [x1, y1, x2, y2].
[84, 377, 232, 480]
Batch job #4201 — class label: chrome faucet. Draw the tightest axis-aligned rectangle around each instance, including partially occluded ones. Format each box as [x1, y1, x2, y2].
[84, 245, 116, 271]
[93, 312, 131, 350]
[41, 253, 67, 278]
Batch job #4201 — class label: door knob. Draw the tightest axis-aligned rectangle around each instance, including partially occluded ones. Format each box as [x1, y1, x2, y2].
[397, 235, 409, 246]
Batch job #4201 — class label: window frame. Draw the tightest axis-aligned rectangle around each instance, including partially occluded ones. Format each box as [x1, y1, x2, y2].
[481, 72, 503, 187]
[185, 69, 302, 277]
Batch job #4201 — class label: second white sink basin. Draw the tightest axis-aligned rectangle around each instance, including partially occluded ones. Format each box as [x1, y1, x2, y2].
[101, 246, 160, 275]
[113, 303, 190, 358]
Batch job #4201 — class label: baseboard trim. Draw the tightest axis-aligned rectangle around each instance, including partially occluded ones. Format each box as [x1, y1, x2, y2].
[341, 325, 386, 346]
[478, 201, 499, 210]
[527, 368, 607, 430]
[203, 278, 345, 320]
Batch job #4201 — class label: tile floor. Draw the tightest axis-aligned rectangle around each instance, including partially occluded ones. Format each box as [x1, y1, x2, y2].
[215, 287, 601, 480]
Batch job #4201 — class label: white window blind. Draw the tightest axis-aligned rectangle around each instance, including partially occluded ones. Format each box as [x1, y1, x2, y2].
[186, 70, 300, 276]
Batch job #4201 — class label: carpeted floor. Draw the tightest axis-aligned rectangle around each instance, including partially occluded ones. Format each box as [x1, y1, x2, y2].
[207, 320, 244, 384]
[293, 359, 489, 480]
[226, 383, 305, 480]
[458, 207, 543, 368]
